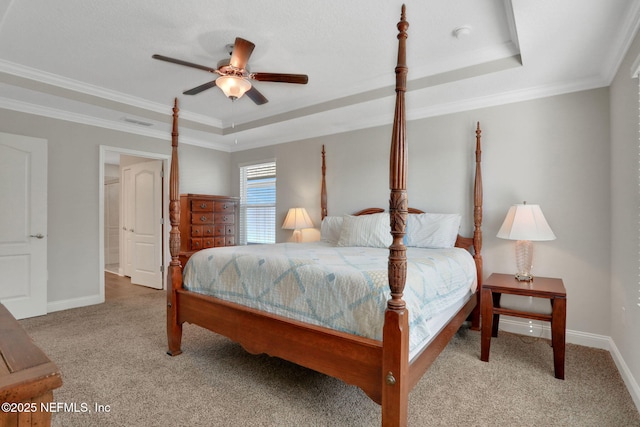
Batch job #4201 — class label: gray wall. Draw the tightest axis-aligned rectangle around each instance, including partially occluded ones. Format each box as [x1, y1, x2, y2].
[610, 27, 640, 399]
[231, 88, 611, 339]
[0, 109, 230, 306]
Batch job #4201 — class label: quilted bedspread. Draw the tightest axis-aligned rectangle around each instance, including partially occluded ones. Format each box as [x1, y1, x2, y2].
[183, 242, 477, 353]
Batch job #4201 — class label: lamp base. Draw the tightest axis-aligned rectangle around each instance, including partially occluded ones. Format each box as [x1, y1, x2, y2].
[515, 240, 533, 282]
[515, 273, 533, 281]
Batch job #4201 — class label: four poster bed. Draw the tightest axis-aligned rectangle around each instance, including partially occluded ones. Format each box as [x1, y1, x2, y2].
[166, 6, 483, 426]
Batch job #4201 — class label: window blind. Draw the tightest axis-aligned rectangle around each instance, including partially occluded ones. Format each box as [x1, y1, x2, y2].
[239, 162, 276, 244]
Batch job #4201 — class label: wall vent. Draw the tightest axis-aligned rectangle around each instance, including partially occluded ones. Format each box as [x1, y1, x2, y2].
[122, 117, 154, 127]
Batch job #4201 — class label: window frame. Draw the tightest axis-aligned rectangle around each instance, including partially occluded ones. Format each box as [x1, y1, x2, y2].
[239, 161, 277, 245]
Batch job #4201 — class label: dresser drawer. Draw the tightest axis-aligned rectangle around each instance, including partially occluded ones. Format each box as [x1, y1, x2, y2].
[214, 225, 226, 236]
[189, 238, 203, 251]
[191, 199, 214, 212]
[215, 213, 234, 224]
[225, 236, 235, 246]
[190, 225, 203, 237]
[215, 201, 235, 213]
[225, 225, 235, 235]
[191, 213, 214, 224]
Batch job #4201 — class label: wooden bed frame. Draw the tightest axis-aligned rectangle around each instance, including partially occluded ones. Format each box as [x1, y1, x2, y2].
[166, 6, 483, 426]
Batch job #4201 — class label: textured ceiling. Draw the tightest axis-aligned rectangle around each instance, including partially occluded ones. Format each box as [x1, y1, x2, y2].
[0, 0, 638, 152]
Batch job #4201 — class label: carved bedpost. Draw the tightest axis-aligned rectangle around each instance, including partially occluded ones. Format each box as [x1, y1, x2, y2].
[388, 5, 409, 311]
[470, 122, 484, 329]
[473, 122, 483, 278]
[321, 145, 327, 219]
[382, 5, 410, 426]
[167, 98, 183, 356]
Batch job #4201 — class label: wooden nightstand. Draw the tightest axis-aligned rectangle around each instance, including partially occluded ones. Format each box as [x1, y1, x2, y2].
[480, 273, 567, 379]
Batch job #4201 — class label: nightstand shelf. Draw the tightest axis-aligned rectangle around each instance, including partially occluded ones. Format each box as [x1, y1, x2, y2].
[480, 273, 567, 379]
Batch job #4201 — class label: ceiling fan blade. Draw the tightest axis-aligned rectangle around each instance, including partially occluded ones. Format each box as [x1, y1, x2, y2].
[251, 73, 309, 84]
[229, 37, 255, 70]
[152, 54, 218, 74]
[183, 80, 218, 95]
[245, 86, 268, 105]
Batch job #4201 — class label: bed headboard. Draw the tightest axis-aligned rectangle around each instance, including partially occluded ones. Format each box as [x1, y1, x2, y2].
[319, 123, 483, 261]
[352, 207, 477, 251]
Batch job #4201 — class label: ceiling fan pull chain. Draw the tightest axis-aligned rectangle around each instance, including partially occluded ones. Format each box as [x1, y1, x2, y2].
[231, 99, 238, 145]
[231, 97, 236, 129]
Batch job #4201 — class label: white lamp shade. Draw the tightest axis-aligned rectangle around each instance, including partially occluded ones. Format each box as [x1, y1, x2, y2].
[216, 75, 252, 99]
[282, 208, 314, 230]
[496, 203, 556, 241]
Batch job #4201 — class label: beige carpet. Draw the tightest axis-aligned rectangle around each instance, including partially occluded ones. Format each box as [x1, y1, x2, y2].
[19, 274, 640, 426]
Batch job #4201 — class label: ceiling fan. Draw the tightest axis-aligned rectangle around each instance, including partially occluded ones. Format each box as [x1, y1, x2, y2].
[152, 37, 308, 105]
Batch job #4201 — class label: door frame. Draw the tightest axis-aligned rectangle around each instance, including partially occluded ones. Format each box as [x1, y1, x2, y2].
[99, 146, 170, 298]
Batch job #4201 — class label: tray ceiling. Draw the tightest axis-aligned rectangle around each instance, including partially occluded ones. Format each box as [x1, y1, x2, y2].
[0, 0, 638, 151]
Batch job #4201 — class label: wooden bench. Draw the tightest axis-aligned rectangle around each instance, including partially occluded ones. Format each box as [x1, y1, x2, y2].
[0, 304, 62, 426]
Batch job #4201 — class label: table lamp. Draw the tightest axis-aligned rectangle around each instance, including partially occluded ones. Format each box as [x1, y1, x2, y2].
[496, 202, 556, 281]
[282, 207, 314, 243]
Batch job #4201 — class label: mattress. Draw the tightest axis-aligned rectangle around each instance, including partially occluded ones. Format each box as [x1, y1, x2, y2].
[183, 242, 477, 356]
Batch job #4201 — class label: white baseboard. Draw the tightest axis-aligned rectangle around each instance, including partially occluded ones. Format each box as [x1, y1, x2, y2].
[498, 317, 610, 348]
[608, 338, 640, 413]
[499, 318, 640, 413]
[47, 294, 104, 313]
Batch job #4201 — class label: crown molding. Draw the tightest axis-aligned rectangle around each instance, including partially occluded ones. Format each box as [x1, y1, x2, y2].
[409, 75, 608, 121]
[0, 59, 224, 129]
[606, 0, 640, 82]
[0, 71, 611, 154]
[0, 96, 232, 152]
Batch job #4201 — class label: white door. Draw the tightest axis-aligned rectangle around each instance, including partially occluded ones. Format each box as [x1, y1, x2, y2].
[126, 160, 163, 289]
[121, 167, 134, 277]
[0, 133, 47, 319]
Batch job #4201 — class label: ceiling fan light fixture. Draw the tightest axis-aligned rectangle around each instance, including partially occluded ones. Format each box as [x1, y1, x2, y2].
[217, 75, 251, 100]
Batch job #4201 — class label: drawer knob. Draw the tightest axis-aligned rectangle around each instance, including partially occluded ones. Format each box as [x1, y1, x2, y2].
[200, 203, 207, 209]
[200, 215, 207, 222]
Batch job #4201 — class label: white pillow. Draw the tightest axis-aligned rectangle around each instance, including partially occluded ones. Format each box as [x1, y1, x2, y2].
[406, 213, 461, 248]
[337, 213, 392, 248]
[320, 216, 344, 244]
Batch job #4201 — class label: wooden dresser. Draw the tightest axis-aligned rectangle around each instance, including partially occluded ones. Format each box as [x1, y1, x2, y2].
[179, 194, 239, 265]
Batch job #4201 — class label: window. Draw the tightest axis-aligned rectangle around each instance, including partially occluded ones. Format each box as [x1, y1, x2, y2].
[239, 162, 276, 244]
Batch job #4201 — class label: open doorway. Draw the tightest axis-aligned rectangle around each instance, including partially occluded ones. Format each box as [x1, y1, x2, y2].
[99, 146, 170, 299]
